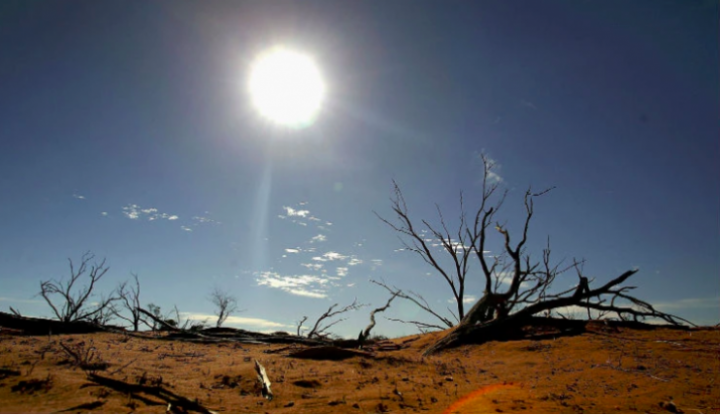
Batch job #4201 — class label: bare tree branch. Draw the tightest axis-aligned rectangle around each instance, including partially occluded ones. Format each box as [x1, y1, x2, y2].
[296, 316, 308, 337]
[113, 273, 142, 331]
[208, 287, 239, 328]
[38, 252, 117, 323]
[358, 292, 398, 344]
[371, 279, 453, 329]
[375, 152, 693, 355]
[306, 300, 365, 339]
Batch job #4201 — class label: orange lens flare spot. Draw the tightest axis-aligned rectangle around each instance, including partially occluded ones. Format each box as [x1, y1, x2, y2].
[443, 383, 516, 414]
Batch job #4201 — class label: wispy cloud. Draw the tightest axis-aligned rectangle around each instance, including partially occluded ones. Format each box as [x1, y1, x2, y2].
[0, 297, 44, 304]
[283, 206, 310, 218]
[651, 297, 720, 311]
[180, 226, 193, 232]
[285, 248, 301, 254]
[192, 215, 219, 225]
[447, 296, 477, 304]
[183, 313, 292, 329]
[301, 263, 324, 271]
[100, 212, 108, 217]
[279, 203, 331, 230]
[520, 99, 537, 110]
[122, 204, 180, 222]
[313, 252, 349, 262]
[336, 267, 349, 277]
[72, 194, 86, 200]
[309, 234, 326, 243]
[347, 257, 363, 266]
[484, 155, 503, 184]
[256, 271, 329, 298]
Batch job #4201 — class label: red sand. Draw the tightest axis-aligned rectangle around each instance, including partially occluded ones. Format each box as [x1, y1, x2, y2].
[1, 323, 718, 413]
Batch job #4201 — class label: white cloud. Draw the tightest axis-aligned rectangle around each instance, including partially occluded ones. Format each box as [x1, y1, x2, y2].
[313, 252, 349, 262]
[122, 204, 181, 222]
[180, 226, 193, 232]
[0, 297, 44, 304]
[123, 204, 140, 219]
[100, 212, 108, 216]
[72, 194, 86, 200]
[480, 155, 503, 184]
[256, 271, 329, 298]
[183, 313, 292, 329]
[310, 234, 326, 243]
[301, 263, 324, 271]
[193, 216, 219, 225]
[347, 257, 363, 266]
[487, 170, 503, 184]
[652, 297, 720, 311]
[285, 248, 300, 254]
[283, 206, 310, 217]
[336, 267, 348, 277]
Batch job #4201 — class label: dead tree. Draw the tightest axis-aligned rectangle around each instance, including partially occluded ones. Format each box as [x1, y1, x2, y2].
[375, 156, 506, 326]
[137, 305, 203, 332]
[377, 154, 694, 355]
[142, 303, 163, 331]
[296, 316, 308, 336]
[39, 252, 117, 323]
[305, 300, 365, 340]
[372, 279, 453, 332]
[208, 287, 239, 328]
[113, 273, 142, 331]
[358, 292, 398, 345]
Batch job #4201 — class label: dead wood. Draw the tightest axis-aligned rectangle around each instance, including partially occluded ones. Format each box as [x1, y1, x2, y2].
[0, 311, 114, 335]
[358, 292, 398, 346]
[306, 299, 365, 339]
[38, 252, 117, 323]
[136, 307, 184, 332]
[288, 346, 375, 361]
[254, 359, 273, 401]
[113, 273, 143, 331]
[87, 374, 218, 414]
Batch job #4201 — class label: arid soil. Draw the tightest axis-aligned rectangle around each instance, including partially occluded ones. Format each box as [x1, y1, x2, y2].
[1, 323, 718, 414]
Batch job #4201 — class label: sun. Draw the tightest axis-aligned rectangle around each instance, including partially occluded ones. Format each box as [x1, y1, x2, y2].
[248, 46, 325, 129]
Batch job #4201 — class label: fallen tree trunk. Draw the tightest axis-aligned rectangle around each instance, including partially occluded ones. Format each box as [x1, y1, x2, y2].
[0, 311, 116, 335]
[424, 269, 695, 356]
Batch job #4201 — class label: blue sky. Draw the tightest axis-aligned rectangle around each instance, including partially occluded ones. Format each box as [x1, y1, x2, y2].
[1, 0, 718, 336]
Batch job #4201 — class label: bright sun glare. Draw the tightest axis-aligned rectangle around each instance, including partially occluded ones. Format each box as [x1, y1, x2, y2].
[249, 47, 325, 129]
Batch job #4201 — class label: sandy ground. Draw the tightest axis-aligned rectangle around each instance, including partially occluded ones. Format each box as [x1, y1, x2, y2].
[1, 323, 718, 414]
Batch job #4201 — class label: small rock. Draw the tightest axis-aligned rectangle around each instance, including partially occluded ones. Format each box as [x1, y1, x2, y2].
[445, 376, 454, 382]
[284, 402, 294, 408]
[660, 401, 683, 414]
[352, 403, 360, 409]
